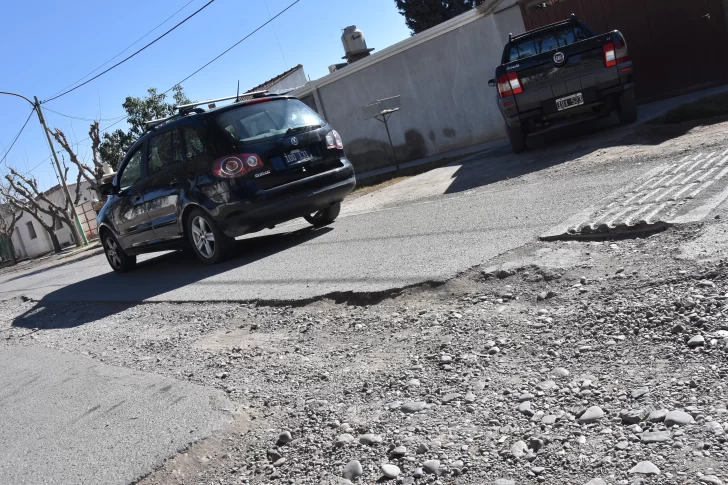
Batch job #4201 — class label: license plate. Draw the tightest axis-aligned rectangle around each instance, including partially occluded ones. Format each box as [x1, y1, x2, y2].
[556, 93, 584, 111]
[283, 149, 312, 165]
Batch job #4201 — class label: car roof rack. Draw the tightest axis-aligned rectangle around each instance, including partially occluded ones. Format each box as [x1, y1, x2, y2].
[143, 90, 283, 133]
[174, 91, 269, 113]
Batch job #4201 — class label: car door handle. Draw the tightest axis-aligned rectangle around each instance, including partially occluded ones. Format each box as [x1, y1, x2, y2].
[169, 178, 180, 186]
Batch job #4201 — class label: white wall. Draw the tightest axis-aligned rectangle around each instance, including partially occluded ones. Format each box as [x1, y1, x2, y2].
[3, 180, 99, 259]
[293, 0, 525, 174]
[269, 67, 308, 93]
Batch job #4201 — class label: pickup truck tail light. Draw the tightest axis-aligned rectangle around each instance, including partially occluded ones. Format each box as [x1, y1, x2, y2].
[614, 36, 630, 64]
[497, 72, 524, 98]
[603, 42, 617, 68]
[212, 154, 264, 178]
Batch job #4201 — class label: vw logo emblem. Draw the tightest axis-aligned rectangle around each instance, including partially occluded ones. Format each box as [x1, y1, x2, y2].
[290, 137, 298, 146]
[553, 52, 566, 65]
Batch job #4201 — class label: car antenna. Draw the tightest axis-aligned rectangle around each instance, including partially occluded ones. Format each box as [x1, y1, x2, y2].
[236, 80, 240, 101]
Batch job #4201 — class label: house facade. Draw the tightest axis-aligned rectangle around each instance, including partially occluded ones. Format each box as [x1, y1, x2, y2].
[6, 180, 99, 261]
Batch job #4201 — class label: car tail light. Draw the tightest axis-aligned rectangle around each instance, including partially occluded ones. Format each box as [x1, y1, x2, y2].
[497, 72, 523, 99]
[604, 42, 617, 67]
[212, 154, 264, 178]
[614, 35, 630, 64]
[326, 130, 344, 149]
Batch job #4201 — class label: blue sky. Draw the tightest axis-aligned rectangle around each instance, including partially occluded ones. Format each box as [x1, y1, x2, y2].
[0, 0, 411, 189]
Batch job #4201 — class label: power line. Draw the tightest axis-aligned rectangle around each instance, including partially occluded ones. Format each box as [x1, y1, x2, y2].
[0, 108, 36, 167]
[168, 0, 301, 90]
[263, 0, 289, 70]
[47, 0, 197, 99]
[21, 0, 303, 179]
[42, 0, 218, 103]
[42, 107, 127, 122]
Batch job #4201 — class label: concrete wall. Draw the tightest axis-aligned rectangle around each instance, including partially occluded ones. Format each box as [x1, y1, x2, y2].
[293, 0, 524, 174]
[269, 67, 308, 93]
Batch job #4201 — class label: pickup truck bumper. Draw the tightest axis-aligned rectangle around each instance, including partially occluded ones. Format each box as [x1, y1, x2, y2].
[504, 82, 635, 131]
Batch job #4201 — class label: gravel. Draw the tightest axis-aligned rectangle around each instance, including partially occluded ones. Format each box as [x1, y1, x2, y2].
[3, 219, 728, 484]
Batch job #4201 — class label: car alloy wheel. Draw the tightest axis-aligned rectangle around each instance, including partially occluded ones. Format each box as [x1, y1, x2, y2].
[105, 237, 122, 269]
[190, 215, 216, 259]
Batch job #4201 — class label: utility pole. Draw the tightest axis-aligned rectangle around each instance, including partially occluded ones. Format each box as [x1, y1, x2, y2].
[34, 96, 87, 247]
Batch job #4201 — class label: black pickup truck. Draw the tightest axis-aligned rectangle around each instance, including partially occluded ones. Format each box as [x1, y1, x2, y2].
[489, 14, 635, 153]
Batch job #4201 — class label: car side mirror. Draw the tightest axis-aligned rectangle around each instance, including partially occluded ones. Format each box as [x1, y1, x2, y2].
[99, 182, 117, 196]
[488, 79, 497, 87]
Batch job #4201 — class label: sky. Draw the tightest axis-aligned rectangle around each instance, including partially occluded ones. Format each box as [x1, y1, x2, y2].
[0, 0, 411, 189]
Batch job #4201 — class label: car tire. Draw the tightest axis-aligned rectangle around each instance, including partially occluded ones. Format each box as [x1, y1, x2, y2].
[507, 124, 528, 154]
[304, 202, 341, 227]
[186, 209, 233, 264]
[103, 232, 136, 273]
[617, 90, 638, 124]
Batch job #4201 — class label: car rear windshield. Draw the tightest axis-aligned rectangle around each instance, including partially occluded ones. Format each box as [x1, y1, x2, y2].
[215, 98, 325, 143]
[508, 25, 589, 62]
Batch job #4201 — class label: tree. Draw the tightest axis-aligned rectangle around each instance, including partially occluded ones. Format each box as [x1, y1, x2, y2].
[99, 85, 191, 170]
[394, 0, 485, 34]
[2, 169, 80, 253]
[50, 121, 106, 198]
[0, 189, 20, 265]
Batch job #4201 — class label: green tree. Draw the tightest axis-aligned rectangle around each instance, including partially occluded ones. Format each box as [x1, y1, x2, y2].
[394, 0, 485, 34]
[99, 85, 191, 170]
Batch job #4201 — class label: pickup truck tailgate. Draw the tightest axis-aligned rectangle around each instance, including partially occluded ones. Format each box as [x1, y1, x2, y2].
[510, 34, 621, 114]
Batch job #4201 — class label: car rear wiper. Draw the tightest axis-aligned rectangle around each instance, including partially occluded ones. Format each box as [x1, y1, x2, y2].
[286, 124, 321, 135]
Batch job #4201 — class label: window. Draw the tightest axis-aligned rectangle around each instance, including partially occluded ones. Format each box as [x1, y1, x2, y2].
[55, 218, 63, 230]
[26, 221, 37, 239]
[215, 99, 325, 143]
[172, 129, 184, 164]
[508, 26, 588, 62]
[182, 126, 205, 160]
[119, 148, 143, 191]
[147, 131, 174, 175]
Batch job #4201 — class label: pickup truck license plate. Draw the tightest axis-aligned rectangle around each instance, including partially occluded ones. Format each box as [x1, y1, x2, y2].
[283, 149, 312, 165]
[556, 93, 584, 111]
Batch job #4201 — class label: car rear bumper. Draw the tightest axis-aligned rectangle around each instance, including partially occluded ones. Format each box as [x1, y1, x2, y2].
[504, 82, 635, 130]
[212, 158, 356, 237]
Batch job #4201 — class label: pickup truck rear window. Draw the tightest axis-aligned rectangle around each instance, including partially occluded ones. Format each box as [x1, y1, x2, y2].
[508, 26, 588, 62]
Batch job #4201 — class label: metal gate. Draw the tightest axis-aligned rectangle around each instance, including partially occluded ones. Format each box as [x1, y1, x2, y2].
[519, 0, 728, 101]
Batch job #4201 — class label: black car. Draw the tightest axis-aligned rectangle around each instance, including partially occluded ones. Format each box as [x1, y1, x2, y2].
[97, 94, 356, 272]
[488, 15, 635, 153]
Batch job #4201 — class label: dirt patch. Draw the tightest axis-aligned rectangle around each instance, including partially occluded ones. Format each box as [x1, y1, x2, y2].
[649, 92, 728, 125]
[679, 220, 728, 261]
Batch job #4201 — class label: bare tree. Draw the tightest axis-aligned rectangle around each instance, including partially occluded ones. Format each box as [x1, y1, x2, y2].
[2, 168, 80, 253]
[50, 121, 106, 199]
[0, 187, 20, 265]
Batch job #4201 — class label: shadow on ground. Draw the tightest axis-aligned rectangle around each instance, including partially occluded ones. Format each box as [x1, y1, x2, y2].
[442, 110, 722, 196]
[11, 226, 332, 330]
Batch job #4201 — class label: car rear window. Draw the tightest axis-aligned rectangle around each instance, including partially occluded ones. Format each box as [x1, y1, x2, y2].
[215, 98, 325, 143]
[508, 25, 589, 62]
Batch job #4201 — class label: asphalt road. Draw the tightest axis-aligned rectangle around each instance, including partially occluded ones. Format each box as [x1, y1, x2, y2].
[0, 346, 234, 485]
[0, 121, 659, 304]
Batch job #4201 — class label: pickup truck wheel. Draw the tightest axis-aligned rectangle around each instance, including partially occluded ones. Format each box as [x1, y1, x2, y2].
[304, 202, 341, 227]
[617, 90, 638, 124]
[507, 124, 528, 154]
